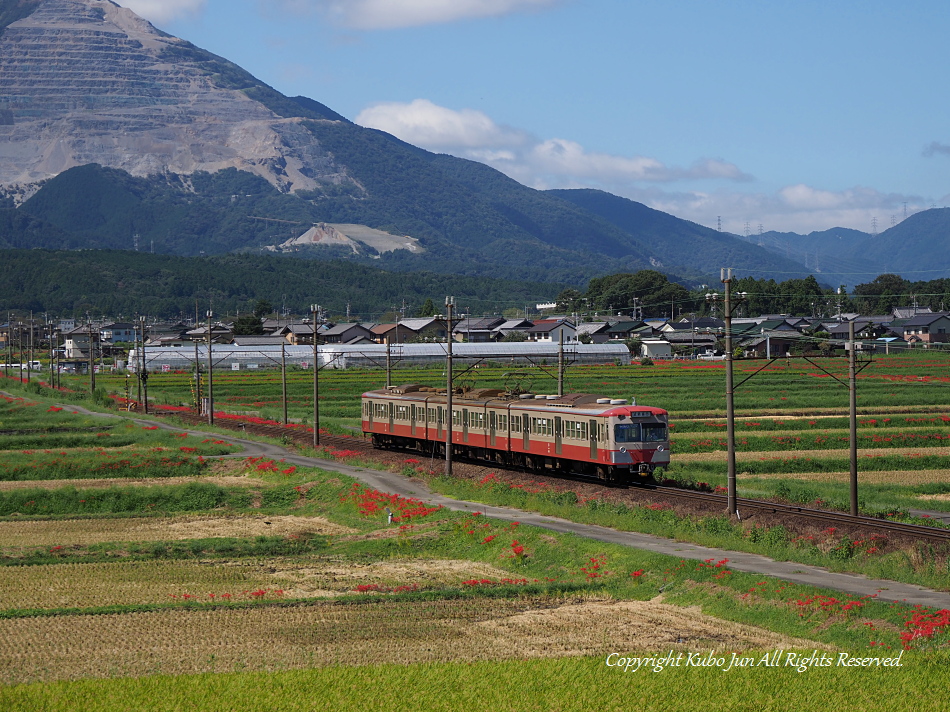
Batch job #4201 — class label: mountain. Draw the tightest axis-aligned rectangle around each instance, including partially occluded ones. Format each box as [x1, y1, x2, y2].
[546, 189, 812, 282]
[0, 0, 813, 286]
[749, 209, 950, 287]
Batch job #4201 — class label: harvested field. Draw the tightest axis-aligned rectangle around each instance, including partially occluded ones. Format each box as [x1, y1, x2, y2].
[0, 514, 355, 547]
[674, 446, 950, 463]
[0, 595, 825, 685]
[0, 475, 256, 492]
[0, 558, 512, 610]
[738, 469, 950, 485]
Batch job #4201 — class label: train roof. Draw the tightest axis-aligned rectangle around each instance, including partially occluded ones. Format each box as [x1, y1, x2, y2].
[362, 386, 667, 417]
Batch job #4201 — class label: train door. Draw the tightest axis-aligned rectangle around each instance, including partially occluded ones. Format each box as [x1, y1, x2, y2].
[437, 406, 444, 440]
[368, 401, 374, 429]
[462, 408, 469, 442]
[589, 419, 598, 459]
[554, 416, 562, 455]
[388, 402, 394, 431]
[410, 404, 416, 437]
[522, 414, 530, 450]
[489, 411, 496, 447]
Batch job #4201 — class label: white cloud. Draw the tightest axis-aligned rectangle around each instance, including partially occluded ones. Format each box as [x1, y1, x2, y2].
[356, 99, 529, 149]
[356, 98, 751, 186]
[647, 185, 925, 236]
[274, 0, 562, 30]
[115, 0, 206, 23]
[356, 98, 929, 235]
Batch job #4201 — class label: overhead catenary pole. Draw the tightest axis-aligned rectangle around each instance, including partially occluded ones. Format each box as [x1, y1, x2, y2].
[281, 341, 288, 425]
[849, 320, 859, 516]
[206, 310, 214, 425]
[722, 268, 738, 518]
[311, 304, 320, 448]
[445, 296, 455, 476]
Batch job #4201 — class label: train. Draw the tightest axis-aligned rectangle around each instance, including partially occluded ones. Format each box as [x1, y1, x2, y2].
[361, 384, 670, 484]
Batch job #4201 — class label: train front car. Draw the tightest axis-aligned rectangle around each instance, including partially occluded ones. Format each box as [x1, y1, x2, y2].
[361, 386, 671, 486]
[602, 404, 670, 479]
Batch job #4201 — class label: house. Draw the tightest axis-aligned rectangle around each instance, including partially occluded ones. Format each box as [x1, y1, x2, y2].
[893, 306, 933, 320]
[100, 322, 136, 344]
[63, 326, 94, 358]
[640, 338, 672, 359]
[575, 322, 612, 343]
[321, 323, 375, 345]
[185, 324, 234, 343]
[399, 318, 449, 341]
[826, 320, 880, 341]
[453, 317, 505, 342]
[901, 312, 950, 344]
[271, 323, 318, 345]
[526, 319, 577, 343]
[492, 319, 534, 340]
[604, 320, 648, 341]
[371, 323, 414, 344]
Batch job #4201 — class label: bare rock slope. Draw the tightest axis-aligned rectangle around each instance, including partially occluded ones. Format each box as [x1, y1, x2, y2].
[0, 0, 354, 199]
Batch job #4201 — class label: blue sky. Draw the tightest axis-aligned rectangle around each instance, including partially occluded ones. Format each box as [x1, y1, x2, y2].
[119, 0, 950, 235]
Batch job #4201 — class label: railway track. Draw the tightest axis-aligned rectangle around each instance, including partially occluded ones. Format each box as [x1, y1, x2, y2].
[162, 409, 950, 544]
[649, 485, 950, 544]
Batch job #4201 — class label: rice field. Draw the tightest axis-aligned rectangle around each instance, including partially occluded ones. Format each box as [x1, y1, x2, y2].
[2, 358, 949, 707]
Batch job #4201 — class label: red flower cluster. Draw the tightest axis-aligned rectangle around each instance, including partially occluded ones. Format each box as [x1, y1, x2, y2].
[344, 482, 442, 522]
[899, 606, 950, 650]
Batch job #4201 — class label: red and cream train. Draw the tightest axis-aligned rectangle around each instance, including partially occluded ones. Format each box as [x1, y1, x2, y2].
[361, 384, 670, 483]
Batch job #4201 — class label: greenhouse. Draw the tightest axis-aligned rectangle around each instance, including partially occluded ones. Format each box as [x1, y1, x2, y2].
[128, 343, 631, 372]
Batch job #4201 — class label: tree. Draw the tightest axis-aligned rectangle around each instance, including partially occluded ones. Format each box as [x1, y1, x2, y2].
[253, 299, 273, 318]
[233, 314, 264, 335]
[417, 298, 436, 317]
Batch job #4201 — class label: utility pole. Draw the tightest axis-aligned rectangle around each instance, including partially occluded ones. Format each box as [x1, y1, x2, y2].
[445, 296, 455, 476]
[88, 321, 96, 394]
[27, 313, 33, 383]
[140, 316, 149, 414]
[848, 320, 859, 516]
[557, 330, 565, 397]
[311, 304, 320, 448]
[386, 337, 392, 389]
[135, 320, 142, 407]
[206, 311, 214, 425]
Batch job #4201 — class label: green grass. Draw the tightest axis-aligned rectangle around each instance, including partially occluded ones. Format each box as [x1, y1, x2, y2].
[2, 654, 946, 712]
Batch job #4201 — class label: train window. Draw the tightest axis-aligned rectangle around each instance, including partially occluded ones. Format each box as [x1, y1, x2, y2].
[427, 408, 435, 422]
[511, 416, 521, 433]
[498, 414, 508, 430]
[453, 410, 462, 426]
[396, 405, 409, 420]
[564, 421, 588, 440]
[471, 412, 486, 429]
[531, 417, 554, 437]
[642, 423, 668, 442]
[598, 423, 607, 442]
[374, 403, 388, 418]
[615, 423, 641, 443]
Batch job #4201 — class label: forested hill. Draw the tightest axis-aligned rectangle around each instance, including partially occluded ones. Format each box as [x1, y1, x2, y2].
[0, 250, 562, 319]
